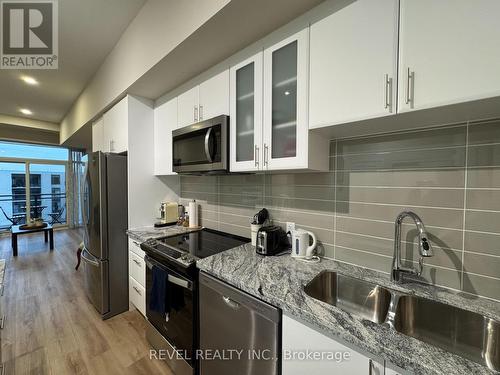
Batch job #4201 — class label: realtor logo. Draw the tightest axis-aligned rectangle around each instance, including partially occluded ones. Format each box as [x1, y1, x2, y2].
[1, 0, 58, 69]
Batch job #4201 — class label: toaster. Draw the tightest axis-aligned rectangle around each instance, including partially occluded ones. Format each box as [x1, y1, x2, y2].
[256, 225, 287, 256]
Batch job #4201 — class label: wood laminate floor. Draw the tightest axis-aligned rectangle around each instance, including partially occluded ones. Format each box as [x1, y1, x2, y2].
[0, 228, 174, 375]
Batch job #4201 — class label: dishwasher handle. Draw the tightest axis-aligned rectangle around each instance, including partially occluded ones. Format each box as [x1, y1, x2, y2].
[222, 296, 240, 310]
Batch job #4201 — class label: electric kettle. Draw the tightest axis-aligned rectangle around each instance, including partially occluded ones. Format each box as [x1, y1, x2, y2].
[289, 228, 317, 259]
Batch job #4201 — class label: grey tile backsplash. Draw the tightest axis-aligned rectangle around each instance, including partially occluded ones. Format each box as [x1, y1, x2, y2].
[180, 119, 500, 302]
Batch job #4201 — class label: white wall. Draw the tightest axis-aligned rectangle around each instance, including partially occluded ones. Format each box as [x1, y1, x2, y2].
[127, 95, 180, 228]
[60, 0, 230, 144]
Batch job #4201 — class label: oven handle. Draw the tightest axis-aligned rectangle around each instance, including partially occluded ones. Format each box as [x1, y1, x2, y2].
[145, 255, 193, 291]
[168, 274, 192, 290]
[204, 127, 214, 163]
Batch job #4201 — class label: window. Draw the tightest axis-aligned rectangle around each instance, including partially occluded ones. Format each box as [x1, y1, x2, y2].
[11, 174, 26, 215]
[51, 187, 61, 212]
[29, 174, 42, 207]
[0, 141, 68, 161]
[0, 142, 69, 229]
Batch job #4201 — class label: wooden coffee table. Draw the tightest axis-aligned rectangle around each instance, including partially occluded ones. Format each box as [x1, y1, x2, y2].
[11, 224, 54, 256]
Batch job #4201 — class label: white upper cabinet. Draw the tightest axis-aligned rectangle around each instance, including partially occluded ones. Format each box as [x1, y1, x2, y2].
[198, 70, 230, 121]
[103, 96, 129, 153]
[177, 86, 199, 128]
[230, 52, 263, 172]
[92, 117, 104, 153]
[263, 28, 310, 170]
[154, 97, 177, 175]
[177, 69, 230, 129]
[309, 0, 399, 127]
[398, 0, 500, 112]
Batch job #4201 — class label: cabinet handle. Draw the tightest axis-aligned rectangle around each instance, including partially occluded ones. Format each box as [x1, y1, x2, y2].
[133, 286, 142, 296]
[133, 259, 141, 267]
[194, 106, 198, 122]
[0, 315, 5, 329]
[264, 144, 269, 167]
[199, 105, 203, 120]
[384, 74, 392, 112]
[254, 145, 259, 167]
[405, 68, 414, 105]
[368, 359, 373, 375]
[0, 363, 5, 375]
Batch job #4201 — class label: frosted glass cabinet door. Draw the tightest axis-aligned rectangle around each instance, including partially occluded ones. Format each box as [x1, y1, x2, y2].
[230, 52, 263, 172]
[263, 28, 309, 170]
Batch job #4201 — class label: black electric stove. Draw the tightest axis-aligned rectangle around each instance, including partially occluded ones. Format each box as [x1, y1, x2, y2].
[140, 228, 250, 375]
[140, 228, 250, 269]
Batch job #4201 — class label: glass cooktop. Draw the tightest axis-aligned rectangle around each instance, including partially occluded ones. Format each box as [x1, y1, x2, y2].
[158, 228, 250, 259]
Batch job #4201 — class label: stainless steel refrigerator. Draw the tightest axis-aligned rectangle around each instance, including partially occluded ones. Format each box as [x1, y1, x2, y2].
[81, 151, 129, 319]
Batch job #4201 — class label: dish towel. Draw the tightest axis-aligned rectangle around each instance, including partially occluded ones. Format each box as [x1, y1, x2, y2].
[149, 265, 168, 320]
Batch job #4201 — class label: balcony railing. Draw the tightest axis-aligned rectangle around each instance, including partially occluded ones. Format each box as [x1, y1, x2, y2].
[0, 193, 67, 230]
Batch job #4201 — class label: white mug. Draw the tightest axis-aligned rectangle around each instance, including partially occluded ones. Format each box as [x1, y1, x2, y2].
[290, 229, 317, 259]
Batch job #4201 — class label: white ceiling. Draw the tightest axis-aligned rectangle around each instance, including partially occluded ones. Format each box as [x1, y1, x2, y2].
[0, 0, 145, 124]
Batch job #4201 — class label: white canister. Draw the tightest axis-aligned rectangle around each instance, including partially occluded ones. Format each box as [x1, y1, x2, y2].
[188, 200, 198, 228]
[251, 223, 263, 246]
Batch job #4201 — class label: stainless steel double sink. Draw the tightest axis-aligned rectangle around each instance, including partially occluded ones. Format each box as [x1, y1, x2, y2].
[304, 270, 500, 372]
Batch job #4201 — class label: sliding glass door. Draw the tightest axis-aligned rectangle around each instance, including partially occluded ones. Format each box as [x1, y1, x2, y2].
[28, 163, 67, 225]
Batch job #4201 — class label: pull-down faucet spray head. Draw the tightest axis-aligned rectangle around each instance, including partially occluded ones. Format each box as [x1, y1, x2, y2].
[392, 211, 434, 283]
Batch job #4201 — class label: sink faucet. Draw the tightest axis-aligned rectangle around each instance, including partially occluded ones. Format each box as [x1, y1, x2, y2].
[391, 211, 434, 283]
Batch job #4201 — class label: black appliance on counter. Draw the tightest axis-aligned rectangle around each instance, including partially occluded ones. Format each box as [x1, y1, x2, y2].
[140, 229, 249, 375]
[172, 115, 229, 174]
[256, 225, 288, 256]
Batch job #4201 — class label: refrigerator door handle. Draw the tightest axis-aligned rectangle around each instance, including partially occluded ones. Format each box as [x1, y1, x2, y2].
[81, 162, 91, 248]
[81, 249, 100, 267]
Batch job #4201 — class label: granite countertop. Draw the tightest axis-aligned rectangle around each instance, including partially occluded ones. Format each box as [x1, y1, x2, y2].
[197, 244, 500, 375]
[126, 225, 202, 242]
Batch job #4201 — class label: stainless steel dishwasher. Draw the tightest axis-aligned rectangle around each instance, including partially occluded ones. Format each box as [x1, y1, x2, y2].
[199, 272, 281, 375]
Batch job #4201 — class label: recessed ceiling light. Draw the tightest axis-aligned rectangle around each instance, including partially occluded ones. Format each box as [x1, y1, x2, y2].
[20, 108, 33, 115]
[20, 76, 38, 85]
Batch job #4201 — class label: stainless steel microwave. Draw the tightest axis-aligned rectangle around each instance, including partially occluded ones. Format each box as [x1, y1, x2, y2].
[172, 115, 229, 174]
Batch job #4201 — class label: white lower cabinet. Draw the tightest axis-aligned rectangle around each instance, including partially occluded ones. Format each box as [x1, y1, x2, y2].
[282, 315, 384, 375]
[128, 239, 146, 316]
[129, 250, 145, 286]
[129, 276, 146, 316]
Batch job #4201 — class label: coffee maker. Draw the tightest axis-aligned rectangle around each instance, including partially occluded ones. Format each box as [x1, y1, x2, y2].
[154, 202, 178, 227]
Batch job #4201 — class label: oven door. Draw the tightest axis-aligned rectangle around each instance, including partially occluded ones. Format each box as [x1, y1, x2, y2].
[145, 255, 195, 363]
[172, 115, 228, 173]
